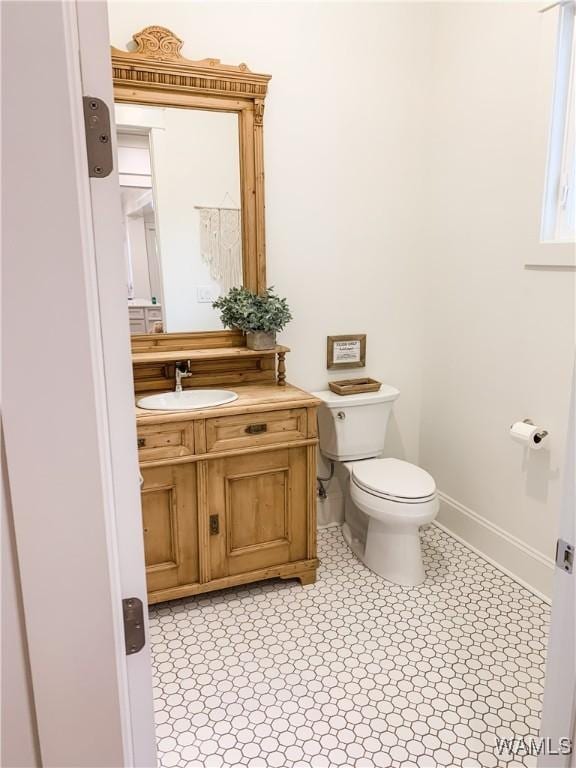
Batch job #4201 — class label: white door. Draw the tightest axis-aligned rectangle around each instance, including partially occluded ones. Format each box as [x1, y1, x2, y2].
[2, 1, 157, 765]
[76, 1, 156, 766]
[539, 362, 576, 767]
[74, 2, 158, 764]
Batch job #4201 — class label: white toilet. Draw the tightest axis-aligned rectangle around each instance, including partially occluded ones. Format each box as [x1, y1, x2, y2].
[314, 386, 439, 586]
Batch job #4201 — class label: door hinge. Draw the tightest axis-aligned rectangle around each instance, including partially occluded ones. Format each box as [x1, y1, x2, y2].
[82, 96, 113, 178]
[209, 514, 219, 535]
[555, 539, 574, 574]
[122, 598, 145, 655]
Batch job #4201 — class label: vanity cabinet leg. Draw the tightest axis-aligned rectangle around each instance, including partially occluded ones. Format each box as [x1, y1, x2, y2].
[277, 351, 286, 386]
[297, 570, 316, 586]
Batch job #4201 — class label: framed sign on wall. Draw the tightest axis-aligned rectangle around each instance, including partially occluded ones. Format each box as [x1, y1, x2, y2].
[327, 334, 366, 369]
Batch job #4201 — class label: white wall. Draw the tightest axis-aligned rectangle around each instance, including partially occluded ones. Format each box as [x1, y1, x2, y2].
[108, 2, 574, 597]
[419, 3, 574, 598]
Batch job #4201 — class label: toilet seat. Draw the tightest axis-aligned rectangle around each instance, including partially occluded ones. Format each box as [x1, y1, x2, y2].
[351, 458, 436, 504]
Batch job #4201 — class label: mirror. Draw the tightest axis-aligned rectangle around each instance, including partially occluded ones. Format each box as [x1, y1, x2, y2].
[111, 26, 271, 340]
[117, 104, 243, 333]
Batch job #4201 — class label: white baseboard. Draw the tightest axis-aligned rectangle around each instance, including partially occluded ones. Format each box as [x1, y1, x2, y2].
[436, 491, 554, 604]
[318, 521, 343, 530]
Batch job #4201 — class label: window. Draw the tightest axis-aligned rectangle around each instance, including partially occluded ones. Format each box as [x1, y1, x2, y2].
[541, 0, 576, 243]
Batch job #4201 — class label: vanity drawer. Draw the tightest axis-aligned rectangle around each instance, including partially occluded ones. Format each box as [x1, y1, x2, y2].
[205, 408, 307, 453]
[130, 319, 147, 335]
[137, 421, 195, 462]
[129, 307, 145, 319]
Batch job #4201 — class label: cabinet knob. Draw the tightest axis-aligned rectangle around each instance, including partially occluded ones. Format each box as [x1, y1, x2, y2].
[137, 437, 146, 448]
[245, 423, 267, 435]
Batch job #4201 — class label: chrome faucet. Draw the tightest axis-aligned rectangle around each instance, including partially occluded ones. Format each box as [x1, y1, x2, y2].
[175, 362, 192, 392]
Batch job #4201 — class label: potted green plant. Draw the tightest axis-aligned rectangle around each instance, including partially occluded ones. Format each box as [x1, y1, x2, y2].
[212, 286, 292, 350]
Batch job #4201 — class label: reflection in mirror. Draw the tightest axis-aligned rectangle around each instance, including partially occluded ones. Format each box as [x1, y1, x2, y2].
[116, 103, 243, 334]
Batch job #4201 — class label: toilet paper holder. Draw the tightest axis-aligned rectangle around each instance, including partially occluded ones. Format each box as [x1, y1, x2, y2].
[517, 419, 549, 445]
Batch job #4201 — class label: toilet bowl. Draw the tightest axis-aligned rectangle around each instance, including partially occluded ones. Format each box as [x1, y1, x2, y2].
[349, 458, 438, 586]
[313, 388, 438, 586]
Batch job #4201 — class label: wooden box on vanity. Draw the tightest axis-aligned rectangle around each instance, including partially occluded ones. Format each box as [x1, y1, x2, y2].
[133, 332, 319, 604]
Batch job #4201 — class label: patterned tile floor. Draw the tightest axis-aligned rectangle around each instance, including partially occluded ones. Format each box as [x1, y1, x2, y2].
[150, 525, 549, 768]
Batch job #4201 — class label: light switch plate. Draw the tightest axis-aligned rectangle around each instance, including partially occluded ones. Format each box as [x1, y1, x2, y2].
[197, 286, 219, 303]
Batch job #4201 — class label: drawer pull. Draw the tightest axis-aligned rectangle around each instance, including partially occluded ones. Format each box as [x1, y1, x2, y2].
[137, 438, 146, 448]
[245, 423, 267, 435]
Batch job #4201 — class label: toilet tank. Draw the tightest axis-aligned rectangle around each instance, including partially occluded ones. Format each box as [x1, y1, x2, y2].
[313, 386, 400, 461]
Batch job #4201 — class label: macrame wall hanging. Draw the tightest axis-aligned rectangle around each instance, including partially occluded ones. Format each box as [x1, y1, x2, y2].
[197, 203, 242, 294]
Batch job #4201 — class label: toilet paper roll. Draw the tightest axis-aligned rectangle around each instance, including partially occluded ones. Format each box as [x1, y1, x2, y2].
[509, 421, 546, 450]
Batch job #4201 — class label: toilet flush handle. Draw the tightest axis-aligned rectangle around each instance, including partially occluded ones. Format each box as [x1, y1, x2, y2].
[336, 411, 346, 420]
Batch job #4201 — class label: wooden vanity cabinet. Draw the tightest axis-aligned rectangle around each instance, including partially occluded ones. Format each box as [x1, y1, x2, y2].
[137, 389, 319, 604]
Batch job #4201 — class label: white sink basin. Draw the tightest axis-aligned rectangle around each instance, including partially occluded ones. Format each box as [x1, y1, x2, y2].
[137, 389, 238, 411]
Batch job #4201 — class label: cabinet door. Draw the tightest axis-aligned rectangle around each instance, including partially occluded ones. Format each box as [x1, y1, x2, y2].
[207, 447, 308, 579]
[140, 464, 199, 593]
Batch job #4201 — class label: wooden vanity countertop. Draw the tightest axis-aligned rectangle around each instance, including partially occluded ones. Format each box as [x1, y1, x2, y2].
[135, 382, 321, 425]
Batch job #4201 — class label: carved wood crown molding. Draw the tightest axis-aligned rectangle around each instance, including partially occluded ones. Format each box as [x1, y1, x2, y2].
[131, 25, 184, 61]
[111, 26, 271, 100]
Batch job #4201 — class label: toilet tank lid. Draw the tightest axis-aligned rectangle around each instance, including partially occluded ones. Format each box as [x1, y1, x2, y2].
[312, 386, 400, 408]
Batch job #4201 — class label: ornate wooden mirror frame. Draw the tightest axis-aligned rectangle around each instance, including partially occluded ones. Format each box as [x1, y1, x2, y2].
[111, 26, 271, 350]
